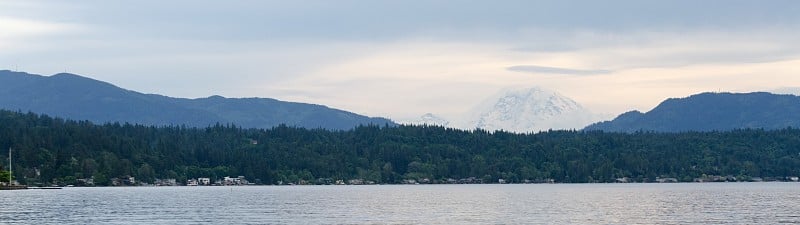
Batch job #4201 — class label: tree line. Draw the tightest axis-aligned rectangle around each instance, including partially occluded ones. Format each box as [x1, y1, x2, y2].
[1, 109, 800, 186]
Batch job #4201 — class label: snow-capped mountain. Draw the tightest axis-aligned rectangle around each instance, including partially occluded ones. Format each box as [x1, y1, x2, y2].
[403, 113, 450, 127]
[463, 87, 599, 133]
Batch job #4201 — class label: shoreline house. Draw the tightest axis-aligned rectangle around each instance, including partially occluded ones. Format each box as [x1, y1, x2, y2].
[155, 179, 177, 186]
[187, 177, 212, 186]
[111, 176, 136, 186]
[198, 178, 211, 185]
[222, 176, 250, 185]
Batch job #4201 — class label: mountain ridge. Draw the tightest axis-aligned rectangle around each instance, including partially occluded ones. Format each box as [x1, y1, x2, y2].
[584, 92, 800, 132]
[0, 70, 394, 130]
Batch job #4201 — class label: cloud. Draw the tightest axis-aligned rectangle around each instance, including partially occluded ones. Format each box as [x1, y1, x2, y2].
[507, 65, 612, 75]
[4, 0, 800, 122]
[0, 16, 85, 55]
[574, 31, 800, 69]
[0, 17, 81, 39]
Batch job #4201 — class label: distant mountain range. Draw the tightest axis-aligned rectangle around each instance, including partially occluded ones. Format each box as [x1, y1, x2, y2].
[10, 70, 797, 133]
[584, 92, 800, 132]
[404, 113, 451, 127]
[404, 87, 605, 133]
[0, 70, 394, 130]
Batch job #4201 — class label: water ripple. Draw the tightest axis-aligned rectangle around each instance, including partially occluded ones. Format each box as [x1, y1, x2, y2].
[0, 183, 798, 224]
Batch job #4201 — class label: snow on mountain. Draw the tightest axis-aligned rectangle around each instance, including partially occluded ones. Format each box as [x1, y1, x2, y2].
[462, 87, 599, 133]
[402, 113, 451, 127]
[768, 87, 800, 96]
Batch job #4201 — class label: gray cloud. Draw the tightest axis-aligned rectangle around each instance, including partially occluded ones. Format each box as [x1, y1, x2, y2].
[7, 0, 800, 42]
[4, 0, 800, 120]
[507, 65, 612, 76]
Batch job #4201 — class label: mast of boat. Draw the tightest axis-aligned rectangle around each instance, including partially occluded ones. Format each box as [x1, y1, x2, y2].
[7, 148, 11, 185]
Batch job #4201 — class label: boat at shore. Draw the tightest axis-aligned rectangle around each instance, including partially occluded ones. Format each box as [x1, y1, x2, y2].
[2, 148, 28, 190]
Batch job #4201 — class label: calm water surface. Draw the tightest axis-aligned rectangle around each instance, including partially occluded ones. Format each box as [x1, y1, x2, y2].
[1, 183, 798, 224]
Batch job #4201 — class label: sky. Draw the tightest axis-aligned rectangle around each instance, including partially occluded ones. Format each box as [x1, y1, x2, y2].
[2, 0, 800, 122]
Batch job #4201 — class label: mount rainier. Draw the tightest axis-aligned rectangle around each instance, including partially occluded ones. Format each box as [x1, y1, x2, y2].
[405, 87, 604, 133]
[465, 87, 601, 133]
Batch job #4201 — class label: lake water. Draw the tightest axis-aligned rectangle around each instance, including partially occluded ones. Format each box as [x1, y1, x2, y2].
[1, 183, 798, 224]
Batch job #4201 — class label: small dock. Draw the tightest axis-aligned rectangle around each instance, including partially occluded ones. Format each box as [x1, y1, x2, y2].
[0, 185, 28, 190]
[28, 186, 62, 190]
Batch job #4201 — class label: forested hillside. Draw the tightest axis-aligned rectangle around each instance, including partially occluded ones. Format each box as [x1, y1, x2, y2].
[0, 70, 395, 130]
[585, 92, 800, 132]
[2, 110, 800, 186]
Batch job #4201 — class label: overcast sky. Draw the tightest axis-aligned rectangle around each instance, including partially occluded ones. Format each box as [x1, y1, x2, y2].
[2, 0, 800, 121]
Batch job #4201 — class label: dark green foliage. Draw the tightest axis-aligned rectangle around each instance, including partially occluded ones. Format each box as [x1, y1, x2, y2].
[0, 170, 11, 183]
[1, 110, 800, 185]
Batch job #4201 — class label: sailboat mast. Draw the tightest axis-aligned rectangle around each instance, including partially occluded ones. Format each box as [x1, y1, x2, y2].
[7, 148, 11, 185]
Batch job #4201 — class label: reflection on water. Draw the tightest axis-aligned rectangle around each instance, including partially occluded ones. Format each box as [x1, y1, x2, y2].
[1, 183, 798, 224]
